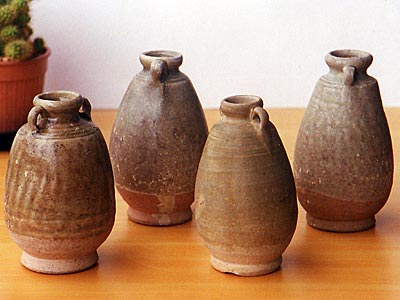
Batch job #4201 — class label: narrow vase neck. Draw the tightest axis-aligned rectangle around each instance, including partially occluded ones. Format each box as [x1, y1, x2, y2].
[139, 50, 182, 73]
[33, 91, 85, 123]
[220, 95, 263, 119]
[325, 49, 372, 76]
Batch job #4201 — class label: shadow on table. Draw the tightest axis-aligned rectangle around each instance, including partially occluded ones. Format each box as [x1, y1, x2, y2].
[0, 131, 16, 151]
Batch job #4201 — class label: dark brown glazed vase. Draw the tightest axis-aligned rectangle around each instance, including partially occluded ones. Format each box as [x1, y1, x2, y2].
[294, 50, 393, 232]
[193, 95, 298, 276]
[110, 50, 208, 226]
[4, 91, 116, 274]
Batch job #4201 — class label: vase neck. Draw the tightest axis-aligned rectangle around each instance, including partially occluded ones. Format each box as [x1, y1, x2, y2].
[33, 91, 85, 123]
[220, 95, 263, 119]
[325, 49, 372, 77]
[139, 50, 182, 73]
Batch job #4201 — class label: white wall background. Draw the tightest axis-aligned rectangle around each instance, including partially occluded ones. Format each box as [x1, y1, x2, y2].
[31, 0, 400, 109]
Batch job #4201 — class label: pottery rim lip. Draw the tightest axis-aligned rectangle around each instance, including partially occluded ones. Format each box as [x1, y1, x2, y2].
[220, 95, 264, 118]
[140, 50, 183, 70]
[325, 49, 373, 72]
[33, 90, 83, 111]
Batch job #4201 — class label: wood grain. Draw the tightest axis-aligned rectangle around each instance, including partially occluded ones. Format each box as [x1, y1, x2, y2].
[0, 107, 399, 299]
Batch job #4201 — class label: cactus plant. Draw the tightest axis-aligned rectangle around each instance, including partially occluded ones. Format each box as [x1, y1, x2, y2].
[4, 38, 33, 60]
[0, 4, 17, 27]
[33, 36, 44, 55]
[0, 25, 20, 42]
[10, 0, 29, 11]
[0, 0, 46, 61]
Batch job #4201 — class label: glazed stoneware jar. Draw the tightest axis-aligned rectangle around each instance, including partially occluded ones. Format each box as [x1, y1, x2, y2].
[294, 49, 393, 232]
[4, 91, 116, 274]
[193, 95, 298, 276]
[110, 50, 208, 226]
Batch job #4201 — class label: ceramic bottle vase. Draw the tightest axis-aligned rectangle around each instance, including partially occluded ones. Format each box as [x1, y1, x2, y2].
[193, 95, 298, 276]
[110, 50, 208, 226]
[4, 91, 116, 274]
[294, 50, 393, 232]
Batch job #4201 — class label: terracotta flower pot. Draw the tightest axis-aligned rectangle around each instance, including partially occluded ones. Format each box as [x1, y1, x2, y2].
[293, 49, 393, 232]
[0, 48, 50, 150]
[110, 50, 208, 226]
[4, 91, 115, 274]
[193, 95, 298, 276]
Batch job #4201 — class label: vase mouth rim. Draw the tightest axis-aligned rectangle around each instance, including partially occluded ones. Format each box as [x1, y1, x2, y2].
[221, 95, 263, 117]
[33, 90, 83, 110]
[139, 50, 183, 70]
[325, 49, 373, 71]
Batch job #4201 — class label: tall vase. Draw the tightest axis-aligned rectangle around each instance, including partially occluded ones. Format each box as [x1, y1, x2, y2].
[293, 49, 393, 232]
[110, 50, 208, 226]
[193, 95, 298, 276]
[4, 91, 116, 274]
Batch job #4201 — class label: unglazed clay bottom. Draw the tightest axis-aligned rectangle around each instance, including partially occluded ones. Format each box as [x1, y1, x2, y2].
[21, 251, 98, 275]
[306, 215, 375, 233]
[8, 220, 112, 275]
[210, 255, 282, 276]
[127, 207, 192, 226]
[118, 187, 193, 226]
[298, 188, 380, 232]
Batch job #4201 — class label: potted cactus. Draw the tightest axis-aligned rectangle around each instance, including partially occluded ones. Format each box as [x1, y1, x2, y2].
[0, 0, 50, 150]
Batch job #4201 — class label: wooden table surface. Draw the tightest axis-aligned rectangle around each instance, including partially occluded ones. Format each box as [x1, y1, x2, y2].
[0, 108, 399, 299]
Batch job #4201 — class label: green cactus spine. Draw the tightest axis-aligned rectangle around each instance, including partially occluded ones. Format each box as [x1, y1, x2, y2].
[11, 0, 30, 11]
[0, 24, 20, 43]
[0, 4, 17, 26]
[4, 38, 33, 60]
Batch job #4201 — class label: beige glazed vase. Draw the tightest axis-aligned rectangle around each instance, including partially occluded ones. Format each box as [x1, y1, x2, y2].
[193, 95, 298, 276]
[293, 49, 393, 232]
[4, 91, 116, 274]
[110, 50, 208, 226]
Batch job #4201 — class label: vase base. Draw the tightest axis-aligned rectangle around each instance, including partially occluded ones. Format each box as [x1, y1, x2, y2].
[306, 214, 375, 232]
[127, 207, 192, 226]
[210, 255, 282, 276]
[21, 251, 98, 274]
